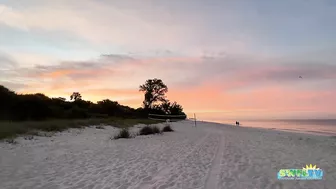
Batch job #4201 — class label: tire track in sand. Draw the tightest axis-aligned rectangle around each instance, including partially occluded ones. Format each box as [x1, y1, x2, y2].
[204, 130, 225, 189]
[137, 133, 220, 189]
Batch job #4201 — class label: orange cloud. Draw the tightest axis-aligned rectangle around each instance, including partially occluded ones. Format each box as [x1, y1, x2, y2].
[81, 88, 142, 102]
[118, 98, 143, 108]
[34, 67, 116, 79]
[15, 75, 336, 120]
[40, 69, 74, 78]
[167, 81, 336, 120]
[31, 55, 201, 79]
[6, 52, 336, 120]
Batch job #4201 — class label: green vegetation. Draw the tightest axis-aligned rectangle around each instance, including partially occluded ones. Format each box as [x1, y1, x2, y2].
[0, 118, 161, 140]
[0, 78, 186, 140]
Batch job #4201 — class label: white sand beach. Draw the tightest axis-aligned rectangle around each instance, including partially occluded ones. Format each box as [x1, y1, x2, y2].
[0, 121, 335, 189]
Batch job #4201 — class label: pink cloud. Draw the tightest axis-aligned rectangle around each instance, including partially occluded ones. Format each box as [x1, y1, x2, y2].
[3, 51, 335, 120]
[167, 81, 336, 119]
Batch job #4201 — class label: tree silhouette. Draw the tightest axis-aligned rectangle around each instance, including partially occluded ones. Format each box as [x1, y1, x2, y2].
[97, 99, 121, 116]
[0, 83, 186, 123]
[169, 101, 184, 115]
[70, 92, 82, 101]
[139, 78, 168, 109]
[56, 97, 66, 101]
[161, 100, 171, 114]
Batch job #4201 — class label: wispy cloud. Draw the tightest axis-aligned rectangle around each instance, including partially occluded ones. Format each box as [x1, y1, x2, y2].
[2, 51, 333, 105]
[0, 51, 17, 69]
[1, 0, 336, 119]
[0, 0, 257, 54]
[0, 1, 188, 49]
[3, 51, 335, 89]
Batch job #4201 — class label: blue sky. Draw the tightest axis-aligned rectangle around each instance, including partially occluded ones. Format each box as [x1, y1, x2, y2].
[0, 0, 335, 119]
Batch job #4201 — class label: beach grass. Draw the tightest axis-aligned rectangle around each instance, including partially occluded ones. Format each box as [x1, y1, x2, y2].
[139, 125, 155, 135]
[162, 125, 174, 132]
[113, 128, 132, 139]
[139, 125, 163, 135]
[0, 118, 162, 140]
[151, 125, 162, 134]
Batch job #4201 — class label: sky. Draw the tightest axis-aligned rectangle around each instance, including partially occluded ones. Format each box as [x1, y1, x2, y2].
[0, 0, 336, 121]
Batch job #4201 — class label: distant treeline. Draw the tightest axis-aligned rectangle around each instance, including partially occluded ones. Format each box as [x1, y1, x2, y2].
[0, 78, 186, 121]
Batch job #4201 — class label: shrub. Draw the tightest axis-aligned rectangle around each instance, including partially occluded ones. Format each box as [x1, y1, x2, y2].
[113, 128, 131, 139]
[152, 125, 162, 134]
[139, 125, 154, 135]
[95, 125, 105, 129]
[139, 125, 162, 135]
[4, 138, 18, 144]
[24, 135, 34, 140]
[162, 125, 174, 132]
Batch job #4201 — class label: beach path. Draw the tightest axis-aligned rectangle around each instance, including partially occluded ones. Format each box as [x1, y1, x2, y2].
[0, 121, 335, 189]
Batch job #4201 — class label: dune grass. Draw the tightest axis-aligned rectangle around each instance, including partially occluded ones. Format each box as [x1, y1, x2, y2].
[0, 118, 162, 140]
[113, 128, 132, 139]
[151, 125, 162, 134]
[139, 125, 162, 135]
[162, 124, 174, 132]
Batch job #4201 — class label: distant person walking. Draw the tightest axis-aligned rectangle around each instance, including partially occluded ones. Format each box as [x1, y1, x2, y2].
[236, 121, 240, 126]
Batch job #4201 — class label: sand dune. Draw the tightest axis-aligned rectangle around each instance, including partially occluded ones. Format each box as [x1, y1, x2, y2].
[0, 121, 335, 189]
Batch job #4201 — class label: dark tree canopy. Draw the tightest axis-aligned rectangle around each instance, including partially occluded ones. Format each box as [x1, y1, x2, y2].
[159, 101, 184, 115]
[70, 92, 82, 101]
[56, 97, 66, 101]
[0, 86, 141, 121]
[139, 78, 168, 109]
[161, 101, 171, 114]
[139, 79, 185, 116]
[169, 101, 184, 115]
[0, 79, 186, 122]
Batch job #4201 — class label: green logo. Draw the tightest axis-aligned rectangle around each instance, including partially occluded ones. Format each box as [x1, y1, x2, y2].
[277, 164, 323, 180]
